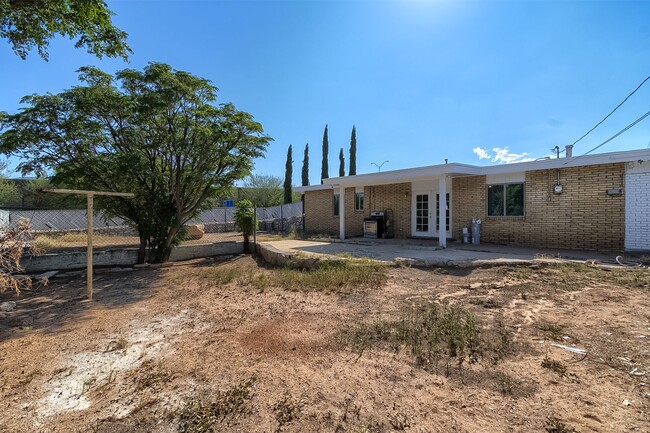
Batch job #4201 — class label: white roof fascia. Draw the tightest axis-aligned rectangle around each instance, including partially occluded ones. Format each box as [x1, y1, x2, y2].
[322, 163, 481, 187]
[480, 149, 650, 175]
[294, 184, 339, 193]
[300, 149, 650, 191]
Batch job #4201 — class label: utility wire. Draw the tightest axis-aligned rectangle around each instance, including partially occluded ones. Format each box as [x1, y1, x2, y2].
[565, 108, 650, 165]
[567, 73, 650, 149]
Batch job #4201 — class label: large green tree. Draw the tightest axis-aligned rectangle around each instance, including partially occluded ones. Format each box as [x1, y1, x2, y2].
[301, 143, 309, 186]
[338, 148, 345, 177]
[321, 124, 328, 183]
[1, 0, 130, 60]
[239, 174, 283, 208]
[349, 125, 357, 176]
[0, 63, 270, 262]
[283, 144, 292, 204]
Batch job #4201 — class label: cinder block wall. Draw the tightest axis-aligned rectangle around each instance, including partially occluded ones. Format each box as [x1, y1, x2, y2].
[365, 183, 411, 238]
[625, 161, 650, 251]
[452, 163, 625, 251]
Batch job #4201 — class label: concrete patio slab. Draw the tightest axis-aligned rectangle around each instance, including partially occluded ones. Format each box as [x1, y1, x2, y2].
[262, 238, 626, 267]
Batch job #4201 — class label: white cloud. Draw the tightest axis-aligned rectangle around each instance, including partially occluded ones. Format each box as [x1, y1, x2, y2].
[473, 146, 537, 164]
[491, 147, 535, 164]
[472, 147, 491, 159]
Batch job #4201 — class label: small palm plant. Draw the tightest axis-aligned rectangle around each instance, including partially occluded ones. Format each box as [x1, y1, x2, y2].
[233, 200, 257, 253]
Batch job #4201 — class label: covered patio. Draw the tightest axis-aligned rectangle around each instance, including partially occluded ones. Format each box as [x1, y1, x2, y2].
[300, 162, 482, 248]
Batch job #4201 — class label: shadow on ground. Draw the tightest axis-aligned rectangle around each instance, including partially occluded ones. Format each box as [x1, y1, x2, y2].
[0, 255, 242, 344]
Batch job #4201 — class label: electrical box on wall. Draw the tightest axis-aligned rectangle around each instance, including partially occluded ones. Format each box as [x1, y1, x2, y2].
[607, 188, 623, 196]
[553, 184, 563, 194]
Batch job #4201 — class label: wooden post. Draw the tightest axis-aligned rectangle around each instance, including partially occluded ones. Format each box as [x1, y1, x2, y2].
[41, 188, 135, 300]
[87, 194, 94, 299]
[253, 205, 257, 253]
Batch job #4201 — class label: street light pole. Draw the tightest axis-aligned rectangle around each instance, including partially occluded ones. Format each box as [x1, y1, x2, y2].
[371, 160, 389, 172]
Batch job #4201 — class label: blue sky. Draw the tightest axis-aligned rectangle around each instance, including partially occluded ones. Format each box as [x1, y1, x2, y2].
[1, 0, 649, 184]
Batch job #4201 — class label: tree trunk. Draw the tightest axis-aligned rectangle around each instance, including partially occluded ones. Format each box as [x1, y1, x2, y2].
[137, 234, 147, 264]
[243, 233, 250, 254]
[160, 226, 180, 263]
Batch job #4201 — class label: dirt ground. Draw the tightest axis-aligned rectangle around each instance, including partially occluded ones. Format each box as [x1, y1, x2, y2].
[0, 255, 648, 433]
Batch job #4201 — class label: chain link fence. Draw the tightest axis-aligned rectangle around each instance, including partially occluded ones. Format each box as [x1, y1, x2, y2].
[0, 202, 303, 254]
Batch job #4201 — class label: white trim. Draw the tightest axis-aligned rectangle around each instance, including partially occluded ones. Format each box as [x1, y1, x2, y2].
[294, 184, 336, 193]
[411, 189, 433, 237]
[438, 177, 447, 248]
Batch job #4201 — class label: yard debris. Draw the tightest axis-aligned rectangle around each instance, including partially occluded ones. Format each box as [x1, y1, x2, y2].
[53, 271, 84, 278]
[35, 271, 58, 283]
[615, 256, 650, 269]
[95, 267, 135, 274]
[394, 257, 423, 267]
[0, 301, 17, 312]
[629, 368, 646, 376]
[550, 344, 587, 355]
[622, 399, 633, 406]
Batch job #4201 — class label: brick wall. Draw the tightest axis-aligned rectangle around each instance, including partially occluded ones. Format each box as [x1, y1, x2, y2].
[452, 163, 625, 251]
[305, 163, 625, 250]
[304, 189, 336, 236]
[303, 182, 412, 238]
[365, 183, 411, 238]
[303, 188, 366, 237]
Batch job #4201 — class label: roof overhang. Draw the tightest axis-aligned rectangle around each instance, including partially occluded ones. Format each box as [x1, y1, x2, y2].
[323, 163, 481, 188]
[293, 184, 338, 193]
[296, 148, 650, 192]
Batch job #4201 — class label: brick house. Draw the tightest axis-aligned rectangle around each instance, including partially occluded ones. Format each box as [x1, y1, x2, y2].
[295, 148, 650, 252]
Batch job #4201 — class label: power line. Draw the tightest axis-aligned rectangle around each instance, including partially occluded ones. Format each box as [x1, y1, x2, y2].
[577, 108, 650, 158]
[567, 73, 650, 149]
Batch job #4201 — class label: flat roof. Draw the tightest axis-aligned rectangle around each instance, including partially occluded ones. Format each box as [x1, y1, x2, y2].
[295, 148, 650, 192]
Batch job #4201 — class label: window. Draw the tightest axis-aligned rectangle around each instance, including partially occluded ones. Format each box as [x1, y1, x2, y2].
[354, 192, 364, 211]
[333, 194, 340, 216]
[487, 183, 524, 216]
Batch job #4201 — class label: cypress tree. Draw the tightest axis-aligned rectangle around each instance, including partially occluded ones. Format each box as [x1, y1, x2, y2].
[338, 148, 345, 177]
[321, 124, 329, 183]
[284, 144, 293, 204]
[301, 143, 309, 186]
[349, 125, 357, 176]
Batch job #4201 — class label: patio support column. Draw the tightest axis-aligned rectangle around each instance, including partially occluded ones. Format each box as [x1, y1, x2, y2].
[438, 177, 447, 248]
[339, 187, 345, 240]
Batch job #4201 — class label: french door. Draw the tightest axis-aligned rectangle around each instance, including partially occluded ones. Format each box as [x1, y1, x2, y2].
[412, 191, 450, 238]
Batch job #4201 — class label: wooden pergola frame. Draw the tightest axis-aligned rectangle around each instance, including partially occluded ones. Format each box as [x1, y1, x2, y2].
[42, 188, 135, 300]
